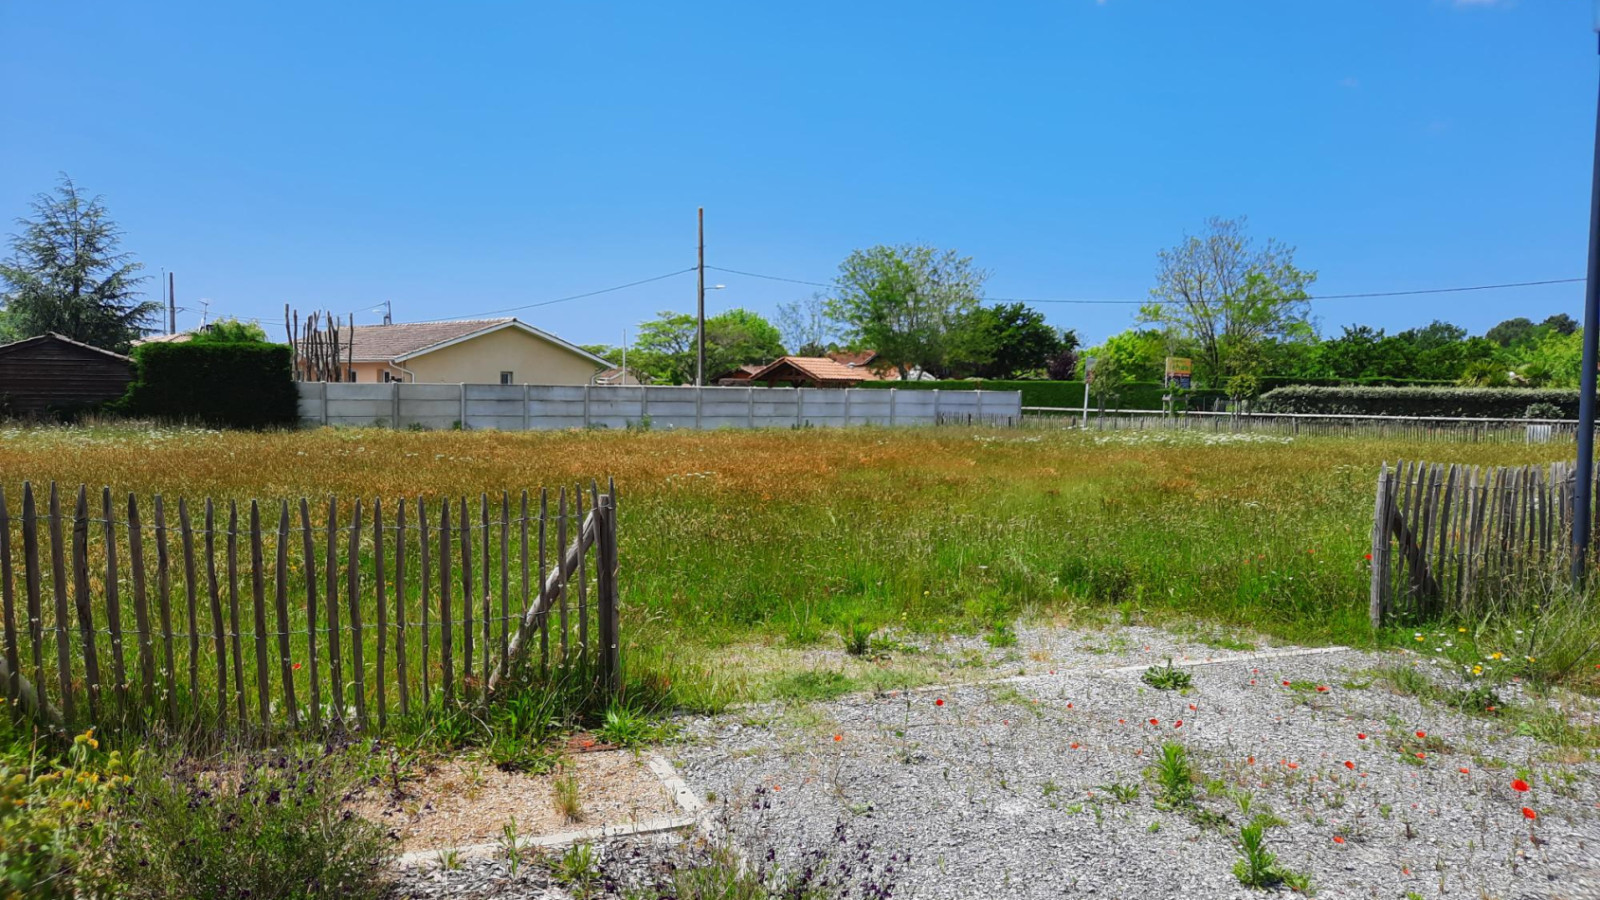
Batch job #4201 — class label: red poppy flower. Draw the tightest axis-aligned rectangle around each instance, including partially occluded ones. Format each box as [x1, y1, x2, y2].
[833, 734, 843, 742]
[1511, 779, 1530, 792]
[773, 785, 781, 791]
[1188, 704, 1197, 711]
[1344, 761, 1355, 770]
[1523, 807, 1537, 820]
[1247, 755, 1255, 765]
[1458, 767, 1470, 775]
[1332, 835, 1346, 844]
[1066, 702, 1074, 708]
[292, 662, 302, 671]
[1118, 718, 1126, 725]
[1174, 720, 1183, 728]
[1316, 685, 1329, 693]
[1249, 679, 1257, 685]
[1364, 553, 1372, 561]
[1357, 733, 1367, 740]
[1282, 680, 1291, 687]
[935, 698, 945, 707]
[1286, 761, 1300, 770]
[1415, 730, 1426, 739]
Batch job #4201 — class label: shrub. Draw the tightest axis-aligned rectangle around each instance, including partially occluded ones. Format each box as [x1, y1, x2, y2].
[0, 728, 131, 899]
[1524, 401, 1564, 420]
[106, 748, 393, 900]
[1256, 385, 1578, 419]
[118, 341, 298, 429]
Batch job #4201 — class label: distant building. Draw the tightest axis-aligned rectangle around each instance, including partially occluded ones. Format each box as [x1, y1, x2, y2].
[746, 356, 882, 388]
[595, 366, 647, 386]
[320, 318, 611, 384]
[0, 333, 133, 417]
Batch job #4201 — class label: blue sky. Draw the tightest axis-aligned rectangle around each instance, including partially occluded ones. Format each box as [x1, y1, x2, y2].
[0, 0, 1595, 348]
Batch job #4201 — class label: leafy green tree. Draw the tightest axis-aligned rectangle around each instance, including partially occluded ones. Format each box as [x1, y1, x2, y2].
[1045, 329, 1081, 380]
[1139, 216, 1316, 387]
[578, 343, 617, 361]
[954, 302, 1063, 379]
[1485, 317, 1535, 348]
[0, 176, 160, 352]
[1509, 328, 1582, 387]
[1541, 313, 1579, 336]
[190, 318, 270, 343]
[1081, 329, 1167, 383]
[827, 244, 986, 379]
[629, 308, 785, 384]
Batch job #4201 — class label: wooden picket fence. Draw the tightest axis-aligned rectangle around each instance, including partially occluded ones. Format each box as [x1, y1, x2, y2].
[1369, 460, 1579, 627]
[0, 480, 620, 737]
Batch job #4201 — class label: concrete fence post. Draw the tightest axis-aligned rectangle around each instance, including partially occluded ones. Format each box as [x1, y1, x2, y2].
[975, 389, 984, 424]
[523, 383, 531, 431]
[695, 386, 703, 430]
[747, 387, 755, 429]
[843, 388, 852, 426]
[459, 383, 468, 431]
[321, 381, 330, 427]
[796, 388, 804, 428]
[932, 389, 941, 425]
[583, 384, 592, 428]
[889, 388, 898, 426]
[391, 381, 401, 429]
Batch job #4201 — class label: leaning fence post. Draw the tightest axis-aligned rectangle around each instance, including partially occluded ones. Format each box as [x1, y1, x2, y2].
[1369, 463, 1390, 628]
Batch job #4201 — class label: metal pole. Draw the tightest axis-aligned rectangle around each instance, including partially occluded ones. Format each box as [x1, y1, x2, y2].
[1575, 33, 1600, 584]
[167, 272, 176, 334]
[696, 207, 705, 386]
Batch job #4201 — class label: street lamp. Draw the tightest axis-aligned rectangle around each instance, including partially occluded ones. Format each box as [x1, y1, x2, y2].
[1574, 1, 1600, 581]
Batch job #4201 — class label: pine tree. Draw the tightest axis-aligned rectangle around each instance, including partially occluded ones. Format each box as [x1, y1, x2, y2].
[0, 175, 159, 352]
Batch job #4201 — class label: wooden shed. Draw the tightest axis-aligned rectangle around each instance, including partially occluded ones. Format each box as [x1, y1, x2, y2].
[0, 333, 134, 417]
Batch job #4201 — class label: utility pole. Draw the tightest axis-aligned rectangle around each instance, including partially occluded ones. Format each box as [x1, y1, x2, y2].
[696, 207, 706, 386]
[1575, 19, 1600, 583]
[168, 272, 176, 335]
[382, 299, 393, 326]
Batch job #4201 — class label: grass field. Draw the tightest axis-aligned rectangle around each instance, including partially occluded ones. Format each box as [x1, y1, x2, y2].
[0, 423, 1590, 716]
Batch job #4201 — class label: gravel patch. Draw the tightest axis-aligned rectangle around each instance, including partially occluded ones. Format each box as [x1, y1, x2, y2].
[674, 624, 1600, 899]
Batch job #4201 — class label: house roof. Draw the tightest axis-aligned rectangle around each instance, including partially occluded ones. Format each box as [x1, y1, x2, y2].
[0, 332, 132, 363]
[749, 356, 879, 384]
[131, 332, 193, 346]
[826, 350, 878, 369]
[345, 318, 612, 367]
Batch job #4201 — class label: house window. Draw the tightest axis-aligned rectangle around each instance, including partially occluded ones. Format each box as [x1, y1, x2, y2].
[500, 371, 514, 385]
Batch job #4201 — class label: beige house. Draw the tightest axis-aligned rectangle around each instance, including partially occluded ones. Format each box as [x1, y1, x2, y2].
[337, 318, 612, 384]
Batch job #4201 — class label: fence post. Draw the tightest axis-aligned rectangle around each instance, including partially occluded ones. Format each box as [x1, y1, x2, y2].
[583, 384, 592, 428]
[1369, 463, 1390, 628]
[796, 388, 804, 427]
[932, 389, 941, 425]
[523, 383, 531, 431]
[321, 381, 330, 427]
[889, 388, 898, 426]
[695, 385, 703, 430]
[843, 388, 852, 426]
[459, 383, 468, 431]
[975, 390, 984, 424]
[748, 387, 756, 428]
[596, 495, 621, 695]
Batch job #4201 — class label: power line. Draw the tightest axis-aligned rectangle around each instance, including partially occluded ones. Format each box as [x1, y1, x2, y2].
[711, 265, 1586, 306]
[457, 268, 697, 318]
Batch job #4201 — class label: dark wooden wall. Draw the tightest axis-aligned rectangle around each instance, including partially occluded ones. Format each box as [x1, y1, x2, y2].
[0, 336, 133, 416]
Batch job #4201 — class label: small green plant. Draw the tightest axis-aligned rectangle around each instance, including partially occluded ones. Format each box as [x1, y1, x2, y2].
[1232, 813, 1286, 889]
[1100, 780, 1141, 804]
[841, 620, 875, 656]
[553, 843, 601, 898]
[597, 702, 665, 748]
[984, 623, 1018, 648]
[1141, 658, 1193, 691]
[436, 848, 461, 872]
[500, 817, 523, 877]
[1148, 741, 1196, 807]
[553, 770, 583, 823]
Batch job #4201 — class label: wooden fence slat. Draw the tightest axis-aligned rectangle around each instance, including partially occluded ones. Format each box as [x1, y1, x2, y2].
[1369, 463, 1389, 627]
[491, 499, 600, 690]
[439, 499, 452, 705]
[49, 484, 76, 725]
[153, 495, 176, 724]
[374, 499, 387, 730]
[204, 500, 226, 728]
[596, 495, 620, 694]
[348, 499, 368, 731]
[480, 494, 489, 704]
[125, 493, 154, 716]
[71, 486, 101, 723]
[557, 487, 568, 662]
[178, 498, 200, 718]
[300, 499, 321, 731]
[101, 488, 127, 718]
[539, 488, 548, 672]
[575, 485, 588, 662]
[227, 502, 246, 723]
[0, 487, 19, 717]
[395, 498, 409, 718]
[250, 501, 271, 727]
[21, 486, 45, 718]
[419, 498, 431, 706]
[519, 491, 529, 620]
[459, 497, 473, 696]
[325, 498, 345, 728]
[500, 492, 510, 677]
[274, 502, 298, 729]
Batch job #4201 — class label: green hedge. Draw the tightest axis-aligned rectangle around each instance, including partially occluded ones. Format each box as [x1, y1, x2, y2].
[120, 342, 299, 429]
[858, 379, 1193, 410]
[1255, 386, 1578, 419]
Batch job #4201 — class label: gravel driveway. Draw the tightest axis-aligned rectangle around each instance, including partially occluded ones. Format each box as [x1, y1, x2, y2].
[674, 625, 1600, 900]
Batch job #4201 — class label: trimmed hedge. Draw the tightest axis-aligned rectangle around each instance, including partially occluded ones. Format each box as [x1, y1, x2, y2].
[1255, 385, 1578, 419]
[120, 342, 299, 429]
[858, 379, 1189, 410]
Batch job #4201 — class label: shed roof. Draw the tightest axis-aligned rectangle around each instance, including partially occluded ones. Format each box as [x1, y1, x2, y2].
[341, 318, 611, 366]
[0, 332, 132, 363]
[749, 356, 879, 384]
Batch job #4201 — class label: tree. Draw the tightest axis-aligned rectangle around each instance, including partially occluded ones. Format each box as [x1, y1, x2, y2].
[1485, 317, 1535, 348]
[1045, 329, 1081, 380]
[1139, 216, 1316, 388]
[775, 293, 837, 357]
[1081, 329, 1167, 383]
[827, 244, 986, 379]
[0, 176, 159, 352]
[190, 318, 269, 343]
[1542, 313, 1579, 336]
[628, 308, 784, 385]
[578, 343, 617, 362]
[956, 302, 1063, 379]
